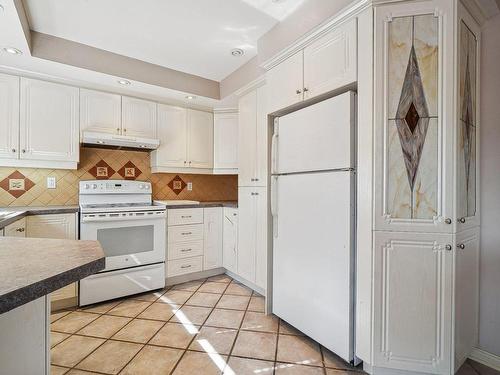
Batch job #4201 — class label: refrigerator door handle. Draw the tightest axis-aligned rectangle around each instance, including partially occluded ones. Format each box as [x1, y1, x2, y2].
[271, 120, 279, 174]
[271, 176, 278, 238]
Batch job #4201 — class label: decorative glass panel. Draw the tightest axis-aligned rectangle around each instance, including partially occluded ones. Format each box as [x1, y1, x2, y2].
[458, 21, 477, 218]
[387, 14, 438, 219]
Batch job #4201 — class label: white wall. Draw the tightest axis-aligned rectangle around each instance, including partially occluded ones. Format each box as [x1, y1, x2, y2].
[479, 12, 500, 357]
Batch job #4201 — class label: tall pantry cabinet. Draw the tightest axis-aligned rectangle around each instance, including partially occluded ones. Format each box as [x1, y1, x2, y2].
[371, 1, 480, 374]
[237, 83, 268, 293]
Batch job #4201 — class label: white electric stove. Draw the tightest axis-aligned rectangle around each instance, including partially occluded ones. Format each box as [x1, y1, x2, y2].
[79, 180, 166, 306]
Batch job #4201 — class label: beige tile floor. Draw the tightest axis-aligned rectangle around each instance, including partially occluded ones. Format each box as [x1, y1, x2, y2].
[50, 275, 498, 375]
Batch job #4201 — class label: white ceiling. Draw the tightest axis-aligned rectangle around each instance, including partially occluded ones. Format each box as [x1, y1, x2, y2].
[22, 0, 305, 81]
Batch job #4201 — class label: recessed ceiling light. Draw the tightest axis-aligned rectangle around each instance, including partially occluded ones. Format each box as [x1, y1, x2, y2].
[117, 79, 131, 85]
[185, 95, 196, 100]
[231, 48, 244, 57]
[3, 47, 22, 55]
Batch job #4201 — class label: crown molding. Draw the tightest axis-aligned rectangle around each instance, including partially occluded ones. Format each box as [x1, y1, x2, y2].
[233, 75, 266, 97]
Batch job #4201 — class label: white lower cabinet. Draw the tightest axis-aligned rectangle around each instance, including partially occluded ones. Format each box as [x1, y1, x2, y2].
[237, 187, 267, 290]
[204, 208, 223, 270]
[373, 228, 479, 374]
[166, 207, 223, 278]
[223, 207, 238, 274]
[27, 213, 78, 305]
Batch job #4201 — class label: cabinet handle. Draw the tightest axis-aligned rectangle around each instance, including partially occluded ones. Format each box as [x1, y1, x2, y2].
[457, 243, 465, 250]
[181, 265, 192, 269]
[444, 218, 452, 225]
[181, 248, 192, 252]
[11, 148, 16, 153]
[303, 87, 309, 92]
[255, 178, 259, 181]
[15, 228, 25, 232]
[181, 232, 192, 235]
[181, 215, 192, 219]
[296, 89, 302, 95]
[458, 217, 466, 223]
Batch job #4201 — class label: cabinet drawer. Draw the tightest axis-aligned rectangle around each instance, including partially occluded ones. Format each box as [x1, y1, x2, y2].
[168, 240, 203, 260]
[167, 256, 203, 277]
[168, 208, 203, 226]
[168, 224, 203, 243]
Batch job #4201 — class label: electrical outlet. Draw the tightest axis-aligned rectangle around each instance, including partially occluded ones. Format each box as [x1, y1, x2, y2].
[187, 182, 193, 191]
[47, 176, 56, 189]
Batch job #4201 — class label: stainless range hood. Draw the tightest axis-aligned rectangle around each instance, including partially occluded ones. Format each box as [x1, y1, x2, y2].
[82, 131, 160, 150]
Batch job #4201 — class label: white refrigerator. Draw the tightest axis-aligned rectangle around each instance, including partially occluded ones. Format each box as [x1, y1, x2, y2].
[271, 91, 356, 363]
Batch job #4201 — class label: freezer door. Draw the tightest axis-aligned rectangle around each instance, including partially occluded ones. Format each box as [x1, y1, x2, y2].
[272, 171, 354, 362]
[272, 91, 355, 175]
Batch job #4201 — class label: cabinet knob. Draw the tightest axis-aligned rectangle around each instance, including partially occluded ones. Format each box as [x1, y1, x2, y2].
[296, 89, 302, 94]
[16, 228, 25, 232]
[184, 161, 187, 165]
[11, 148, 16, 153]
[458, 217, 466, 223]
[444, 218, 452, 224]
[116, 128, 120, 132]
[303, 87, 309, 92]
[445, 244, 452, 251]
[457, 243, 465, 250]
[189, 161, 192, 165]
[21, 149, 26, 153]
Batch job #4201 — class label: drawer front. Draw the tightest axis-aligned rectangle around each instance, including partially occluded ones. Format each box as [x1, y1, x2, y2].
[168, 240, 203, 260]
[167, 256, 203, 277]
[168, 208, 203, 226]
[168, 224, 203, 243]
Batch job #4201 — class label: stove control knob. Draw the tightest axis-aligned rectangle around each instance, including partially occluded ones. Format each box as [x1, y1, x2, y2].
[84, 184, 90, 189]
[139, 184, 145, 189]
[145, 185, 150, 190]
[92, 184, 98, 189]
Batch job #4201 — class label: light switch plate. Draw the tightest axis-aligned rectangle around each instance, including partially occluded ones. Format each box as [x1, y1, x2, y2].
[187, 182, 193, 191]
[47, 176, 56, 189]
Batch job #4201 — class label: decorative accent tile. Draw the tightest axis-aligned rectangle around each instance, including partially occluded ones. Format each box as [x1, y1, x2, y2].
[168, 175, 187, 195]
[88, 160, 116, 180]
[0, 171, 35, 198]
[117, 161, 142, 180]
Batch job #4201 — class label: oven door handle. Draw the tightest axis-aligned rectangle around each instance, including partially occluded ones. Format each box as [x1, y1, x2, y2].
[81, 212, 166, 223]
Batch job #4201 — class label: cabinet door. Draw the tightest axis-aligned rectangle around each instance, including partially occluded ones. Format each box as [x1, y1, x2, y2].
[373, 231, 453, 374]
[0, 73, 19, 160]
[151, 104, 187, 168]
[27, 213, 77, 239]
[213, 112, 238, 172]
[454, 228, 479, 369]
[254, 187, 268, 290]
[456, 7, 481, 231]
[3, 218, 26, 237]
[374, 1, 454, 233]
[237, 187, 257, 283]
[266, 51, 304, 114]
[255, 85, 268, 187]
[187, 109, 213, 169]
[80, 89, 121, 135]
[303, 18, 357, 99]
[223, 208, 238, 273]
[20, 78, 79, 162]
[122, 96, 157, 138]
[203, 207, 223, 270]
[238, 90, 257, 186]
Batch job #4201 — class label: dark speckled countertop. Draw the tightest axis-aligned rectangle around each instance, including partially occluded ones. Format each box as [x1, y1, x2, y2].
[0, 237, 104, 314]
[0, 206, 79, 229]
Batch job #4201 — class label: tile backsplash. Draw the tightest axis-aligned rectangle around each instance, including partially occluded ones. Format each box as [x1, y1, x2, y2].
[0, 147, 238, 207]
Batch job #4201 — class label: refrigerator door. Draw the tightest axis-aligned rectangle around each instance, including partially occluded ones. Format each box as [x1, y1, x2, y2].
[272, 91, 355, 175]
[272, 171, 354, 362]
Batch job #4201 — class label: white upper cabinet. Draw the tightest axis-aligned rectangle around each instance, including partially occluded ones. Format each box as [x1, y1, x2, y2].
[80, 89, 121, 135]
[303, 19, 357, 99]
[121, 96, 157, 138]
[151, 106, 214, 173]
[238, 85, 268, 187]
[187, 109, 214, 169]
[20, 78, 79, 163]
[267, 51, 303, 114]
[0, 73, 19, 160]
[266, 18, 358, 114]
[203, 207, 223, 271]
[213, 111, 238, 174]
[151, 104, 187, 168]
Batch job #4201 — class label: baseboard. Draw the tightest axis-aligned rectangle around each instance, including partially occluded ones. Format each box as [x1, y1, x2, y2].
[469, 347, 500, 371]
[225, 270, 265, 296]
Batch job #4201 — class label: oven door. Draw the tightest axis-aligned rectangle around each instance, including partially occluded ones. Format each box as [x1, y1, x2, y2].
[80, 210, 166, 272]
